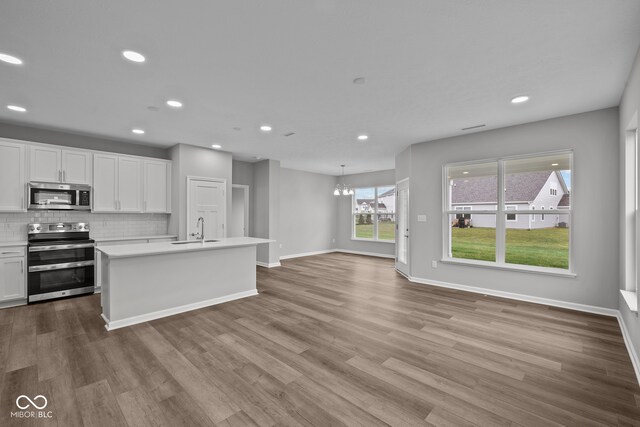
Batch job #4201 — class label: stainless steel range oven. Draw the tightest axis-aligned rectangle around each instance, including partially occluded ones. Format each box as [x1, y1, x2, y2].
[27, 222, 95, 302]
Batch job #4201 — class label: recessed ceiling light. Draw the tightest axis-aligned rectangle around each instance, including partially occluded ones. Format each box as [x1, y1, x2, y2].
[122, 50, 146, 63]
[551, 163, 559, 166]
[353, 77, 366, 85]
[211, 144, 222, 149]
[357, 135, 369, 141]
[0, 53, 23, 65]
[260, 125, 272, 132]
[255, 156, 262, 160]
[166, 100, 183, 108]
[132, 128, 145, 135]
[7, 105, 26, 112]
[511, 95, 529, 104]
[462, 171, 469, 175]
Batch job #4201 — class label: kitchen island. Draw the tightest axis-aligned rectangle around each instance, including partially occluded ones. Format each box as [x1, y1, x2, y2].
[97, 237, 272, 330]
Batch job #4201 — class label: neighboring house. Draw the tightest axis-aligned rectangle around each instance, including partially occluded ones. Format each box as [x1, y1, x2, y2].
[378, 187, 396, 214]
[451, 171, 570, 229]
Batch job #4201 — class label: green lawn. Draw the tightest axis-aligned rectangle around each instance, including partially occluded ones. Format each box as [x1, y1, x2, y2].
[355, 222, 395, 241]
[452, 227, 569, 269]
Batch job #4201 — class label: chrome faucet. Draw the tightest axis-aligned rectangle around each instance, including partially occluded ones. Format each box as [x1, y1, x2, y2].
[191, 217, 205, 243]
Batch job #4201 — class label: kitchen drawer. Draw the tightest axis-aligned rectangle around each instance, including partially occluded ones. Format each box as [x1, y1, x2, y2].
[0, 247, 26, 258]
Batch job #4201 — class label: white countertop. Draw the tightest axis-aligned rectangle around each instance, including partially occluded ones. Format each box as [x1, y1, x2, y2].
[96, 237, 273, 259]
[0, 241, 27, 248]
[93, 235, 178, 243]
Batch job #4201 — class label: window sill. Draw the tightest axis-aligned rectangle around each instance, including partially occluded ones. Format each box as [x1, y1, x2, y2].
[440, 257, 576, 278]
[350, 238, 395, 244]
[621, 290, 638, 312]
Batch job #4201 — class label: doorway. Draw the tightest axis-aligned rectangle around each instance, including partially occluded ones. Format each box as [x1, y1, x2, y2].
[231, 184, 249, 237]
[396, 179, 410, 276]
[186, 177, 226, 240]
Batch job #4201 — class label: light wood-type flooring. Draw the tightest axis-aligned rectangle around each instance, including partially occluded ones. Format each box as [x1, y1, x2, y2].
[1, 253, 639, 426]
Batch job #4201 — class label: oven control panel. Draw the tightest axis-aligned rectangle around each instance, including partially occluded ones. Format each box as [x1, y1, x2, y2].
[28, 222, 90, 234]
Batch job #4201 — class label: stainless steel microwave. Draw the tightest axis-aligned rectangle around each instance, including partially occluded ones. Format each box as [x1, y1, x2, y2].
[28, 182, 92, 211]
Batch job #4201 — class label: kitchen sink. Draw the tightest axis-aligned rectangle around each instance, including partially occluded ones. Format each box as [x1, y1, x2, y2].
[171, 240, 219, 245]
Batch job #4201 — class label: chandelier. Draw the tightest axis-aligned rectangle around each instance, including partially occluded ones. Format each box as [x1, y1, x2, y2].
[334, 165, 354, 196]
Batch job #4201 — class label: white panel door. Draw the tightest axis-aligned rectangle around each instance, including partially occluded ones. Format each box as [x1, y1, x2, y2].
[396, 180, 410, 276]
[118, 157, 142, 212]
[62, 149, 92, 184]
[188, 179, 225, 240]
[0, 257, 26, 302]
[0, 141, 26, 211]
[30, 146, 61, 182]
[143, 160, 169, 213]
[93, 154, 118, 212]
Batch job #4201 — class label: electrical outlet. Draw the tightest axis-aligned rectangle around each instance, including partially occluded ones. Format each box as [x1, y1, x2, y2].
[431, 260, 437, 268]
[417, 215, 427, 222]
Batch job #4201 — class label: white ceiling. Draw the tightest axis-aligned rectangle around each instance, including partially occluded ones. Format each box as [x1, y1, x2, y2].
[1, 0, 639, 175]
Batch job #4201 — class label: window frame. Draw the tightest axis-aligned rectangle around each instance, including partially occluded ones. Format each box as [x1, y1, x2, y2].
[505, 205, 518, 222]
[351, 185, 396, 243]
[442, 150, 574, 276]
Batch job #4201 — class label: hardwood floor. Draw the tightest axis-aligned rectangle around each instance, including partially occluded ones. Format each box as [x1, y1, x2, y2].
[1, 252, 639, 426]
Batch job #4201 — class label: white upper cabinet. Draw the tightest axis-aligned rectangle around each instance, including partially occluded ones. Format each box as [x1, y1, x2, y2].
[93, 154, 142, 212]
[0, 140, 26, 212]
[29, 146, 92, 184]
[61, 149, 92, 184]
[118, 157, 142, 212]
[143, 160, 171, 213]
[93, 154, 118, 212]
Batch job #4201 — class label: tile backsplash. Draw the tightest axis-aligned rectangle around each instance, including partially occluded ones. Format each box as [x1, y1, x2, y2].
[0, 211, 169, 242]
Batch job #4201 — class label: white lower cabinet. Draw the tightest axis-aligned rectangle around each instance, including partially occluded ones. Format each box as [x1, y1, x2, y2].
[0, 247, 27, 303]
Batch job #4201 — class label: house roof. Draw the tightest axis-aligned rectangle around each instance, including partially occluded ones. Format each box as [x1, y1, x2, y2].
[452, 171, 555, 204]
[379, 188, 396, 197]
[356, 199, 387, 209]
[558, 193, 571, 207]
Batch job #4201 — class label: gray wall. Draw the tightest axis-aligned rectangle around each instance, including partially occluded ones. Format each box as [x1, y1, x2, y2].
[251, 159, 280, 264]
[0, 121, 169, 159]
[168, 144, 232, 240]
[399, 108, 619, 308]
[232, 160, 254, 186]
[619, 48, 640, 364]
[336, 169, 397, 257]
[279, 168, 337, 257]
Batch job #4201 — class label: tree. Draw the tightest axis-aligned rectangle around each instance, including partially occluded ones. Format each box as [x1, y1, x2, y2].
[358, 214, 365, 225]
[365, 214, 372, 224]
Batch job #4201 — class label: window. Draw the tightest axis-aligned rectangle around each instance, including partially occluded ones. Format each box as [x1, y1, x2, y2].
[444, 151, 572, 272]
[353, 186, 395, 241]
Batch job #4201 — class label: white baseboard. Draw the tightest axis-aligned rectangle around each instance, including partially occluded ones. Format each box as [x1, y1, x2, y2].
[334, 249, 395, 259]
[280, 249, 335, 260]
[407, 275, 619, 317]
[256, 261, 281, 268]
[103, 289, 258, 331]
[616, 313, 640, 386]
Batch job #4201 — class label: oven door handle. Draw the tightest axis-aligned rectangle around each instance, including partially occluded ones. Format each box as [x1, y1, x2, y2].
[28, 260, 94, 272]
[28, 243, 95, 252]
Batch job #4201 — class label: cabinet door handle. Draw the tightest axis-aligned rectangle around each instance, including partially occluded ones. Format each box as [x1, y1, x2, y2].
[62, 170, 66, 182]
[144, 201, 147, 212]
[21, 260, 24, 273]
[58, 170, 62, 181]
[1, 251, 22, 255]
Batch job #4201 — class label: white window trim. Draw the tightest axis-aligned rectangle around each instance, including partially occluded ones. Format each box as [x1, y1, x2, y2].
[442, 150, 574, 275]
[506, 205, 517, 222]
[352, 186, 396, 242]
